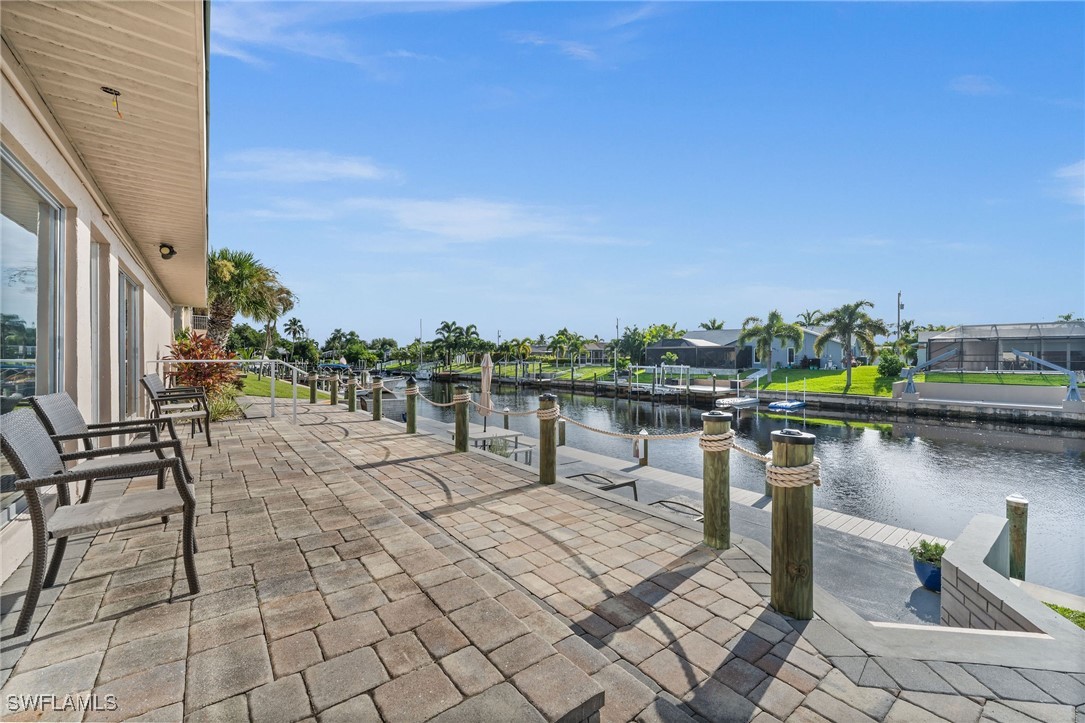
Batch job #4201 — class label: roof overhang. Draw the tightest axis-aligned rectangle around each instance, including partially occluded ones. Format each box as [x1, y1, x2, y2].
[1, 0, 208, 306]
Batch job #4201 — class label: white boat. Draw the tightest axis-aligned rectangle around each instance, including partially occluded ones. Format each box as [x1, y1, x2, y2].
[716, 396, 758, 409]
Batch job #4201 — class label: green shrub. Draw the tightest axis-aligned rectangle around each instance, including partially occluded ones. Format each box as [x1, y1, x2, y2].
[877, 352, 905, 378]
[909, 539, 946, 567]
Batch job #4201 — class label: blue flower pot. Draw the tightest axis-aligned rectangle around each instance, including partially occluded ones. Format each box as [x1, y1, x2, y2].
[913, 559, 942, 592]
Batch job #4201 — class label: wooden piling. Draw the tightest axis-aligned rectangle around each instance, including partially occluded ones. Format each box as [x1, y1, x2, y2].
[329, 377, 339, 406]
[702, 411, 732, 550]
[558, 419, 566, 447]
[347, 377, 357, 412]
[372, 376, 383, 421]
[770, 428, 816, 620]
[454, 384, 469, 453]
[1006, 494, 1028, 580]
[406, 376, 417, 434]
[538, 394, 557, 485]
[309, 375, 318, 404]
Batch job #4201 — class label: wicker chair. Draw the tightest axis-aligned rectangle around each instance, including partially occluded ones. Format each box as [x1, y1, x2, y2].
[0, 409, 199, 636]
[29, 392, 192, 505]
[140, 373, 212, 446]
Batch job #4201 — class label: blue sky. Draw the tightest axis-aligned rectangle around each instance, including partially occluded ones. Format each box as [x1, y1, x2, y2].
[209, 1, 1084, 345]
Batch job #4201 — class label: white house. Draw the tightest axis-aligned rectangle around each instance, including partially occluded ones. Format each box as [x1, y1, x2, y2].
[1, 1, 209, 582]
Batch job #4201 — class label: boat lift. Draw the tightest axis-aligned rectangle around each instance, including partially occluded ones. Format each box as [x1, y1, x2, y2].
[1010, 349, 1081, 402]
[902, 347, 959, 394]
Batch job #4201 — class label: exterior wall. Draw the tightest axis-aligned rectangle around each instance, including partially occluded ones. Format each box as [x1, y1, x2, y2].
[1, 65, 188, 581]
[900, 382, 1067, 407]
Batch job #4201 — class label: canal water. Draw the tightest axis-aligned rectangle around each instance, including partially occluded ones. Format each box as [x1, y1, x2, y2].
[420, 380, 1085, 596]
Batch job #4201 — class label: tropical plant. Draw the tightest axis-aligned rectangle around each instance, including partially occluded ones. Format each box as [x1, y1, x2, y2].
[1057, 312, 1084, 322]
[618, 326, 648, 365]
[644, 322, 685, 345]
[254, 280, 296, 358]
[877, 351, 905, 379]
[738, 310, 803, 383]
[814, 300, 890, 389]
[796, 309, 823, 327]
[909, 540, 946, 567]
[164, 330, 243, 419]
[699, 318, 725, 330]
[435, 321, 464, 367]
[207, 248, 277, 347]
[284, 317, 306, 342]
[661, 351, 679, 366]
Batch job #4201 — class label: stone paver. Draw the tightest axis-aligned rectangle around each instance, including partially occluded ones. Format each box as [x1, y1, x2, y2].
[1, 402, 1081, 722]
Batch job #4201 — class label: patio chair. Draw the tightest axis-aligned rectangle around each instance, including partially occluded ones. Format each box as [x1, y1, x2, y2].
[566, 472, 639, 501]
[0, 409, 198, 636]
[29, 392, 192, 504]
[140, 373, 211, 445]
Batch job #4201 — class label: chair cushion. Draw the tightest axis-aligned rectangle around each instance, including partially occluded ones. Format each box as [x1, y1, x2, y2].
[48, 486, 192, 537]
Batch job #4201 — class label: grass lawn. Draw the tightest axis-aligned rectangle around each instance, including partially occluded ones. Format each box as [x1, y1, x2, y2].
[1045, 602, 1085, 630]
[242, 374, 328, 399]
[919, 371, 1067, 387]
[754, 366, 896, 397]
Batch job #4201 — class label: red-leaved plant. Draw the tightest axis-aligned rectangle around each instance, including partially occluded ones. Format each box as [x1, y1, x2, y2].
[164, 330, 243, 400]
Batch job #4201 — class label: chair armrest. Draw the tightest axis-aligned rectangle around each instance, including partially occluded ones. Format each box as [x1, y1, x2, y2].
[87, 418, 168, 430]
[157, 387, 206, 399]
[52, 426, 159, 442]
[16, 456, 176, 490]
[60, 439, 183, 461]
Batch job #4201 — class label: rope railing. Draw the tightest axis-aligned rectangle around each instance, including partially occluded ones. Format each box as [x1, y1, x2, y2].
[469, 400, 538, 417]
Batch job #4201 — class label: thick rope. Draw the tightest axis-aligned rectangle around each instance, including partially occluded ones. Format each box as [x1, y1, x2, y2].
[452, 393, 472, 404]
[765, 458, 822, 488]
[416, 391, 457, 407]
[697, 429, 735, 452]
[404, 386, 419, 396]
[470, 400, 537, 417]
[536, 405, 560, 421]
[558, 415, 701, 441]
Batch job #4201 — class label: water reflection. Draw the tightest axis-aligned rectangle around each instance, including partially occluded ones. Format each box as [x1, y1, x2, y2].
[422, 381, 1085, 594]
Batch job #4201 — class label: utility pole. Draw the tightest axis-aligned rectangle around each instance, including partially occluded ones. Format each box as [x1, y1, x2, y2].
[897, 291, 903, 341]
[615, 317, 620, 381]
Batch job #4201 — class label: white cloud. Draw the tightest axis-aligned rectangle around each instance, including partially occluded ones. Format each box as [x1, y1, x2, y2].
[604, 3, 665, 29]
[351, 196, 559, 240]
[219, 149, 395, 183]
[509, 32, 599, 62]
[1053, 160, 1085, 205]
[948, 74, 1006, 96]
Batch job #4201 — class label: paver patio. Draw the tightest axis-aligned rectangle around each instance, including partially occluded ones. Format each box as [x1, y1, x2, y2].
[1, 401, 1082, 722]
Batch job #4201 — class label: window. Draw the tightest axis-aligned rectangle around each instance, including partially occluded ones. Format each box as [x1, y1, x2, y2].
[788, 347, 796, 365]
[1, 149, 64, 521]
[118, 272, 141, 417]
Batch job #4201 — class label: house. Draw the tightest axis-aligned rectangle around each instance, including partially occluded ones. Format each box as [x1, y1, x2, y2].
[647, 328, 857, 370]
[1, 1, 209, 582]
[926, 322, 1085, 372]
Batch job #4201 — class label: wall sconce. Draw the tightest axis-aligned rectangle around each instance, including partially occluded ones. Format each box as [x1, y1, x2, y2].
[159, 243, 177, 260]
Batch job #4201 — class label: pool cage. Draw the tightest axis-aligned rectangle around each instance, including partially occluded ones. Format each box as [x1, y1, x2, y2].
[926, 322, 1085, 373]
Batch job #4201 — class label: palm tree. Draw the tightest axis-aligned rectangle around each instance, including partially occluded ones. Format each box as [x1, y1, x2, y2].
[796, 309, 823, 327]
[814, 300, 889, 388]
[738, 310, 803, 383]
[565, 332, 586, 380]
[254, 281, 296, 358]
[284, 317, 305, 342]
[699, 318, 725, 330]
[435, 321, 464, 367]
[462, 324, 481, 364]
[207, 248, 276, 347]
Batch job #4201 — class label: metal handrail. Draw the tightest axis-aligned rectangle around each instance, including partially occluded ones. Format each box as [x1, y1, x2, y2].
[146, 358, 306, 424]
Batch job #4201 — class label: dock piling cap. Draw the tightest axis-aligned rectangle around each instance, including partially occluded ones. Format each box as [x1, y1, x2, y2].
[701, 410, 732, 422]
[771, 428, 816, 445]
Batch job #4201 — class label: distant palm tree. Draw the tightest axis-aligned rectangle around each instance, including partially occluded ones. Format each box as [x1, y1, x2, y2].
[435, 320, 463, 367]
[698, 318, 725, 330]
[255, 281, 296, 358]
[796, 309, 822, 327]
[815, 300, 889, 388]
[284, 317, 305, 342]
[738, 310, 803, 383]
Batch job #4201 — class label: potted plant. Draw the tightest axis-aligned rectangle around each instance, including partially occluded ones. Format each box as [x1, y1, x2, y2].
[909, 539, 946, 592]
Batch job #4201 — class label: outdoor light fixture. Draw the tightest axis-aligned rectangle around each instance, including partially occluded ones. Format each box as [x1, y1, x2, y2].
[159, 243, 177, 260]
[100, 86, 123, 118]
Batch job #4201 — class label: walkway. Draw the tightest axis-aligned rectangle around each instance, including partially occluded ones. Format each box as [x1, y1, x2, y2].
[0, 402, 1080, 722]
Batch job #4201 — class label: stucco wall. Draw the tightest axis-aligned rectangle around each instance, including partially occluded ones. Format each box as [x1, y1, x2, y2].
[903, 381, 1067, 406]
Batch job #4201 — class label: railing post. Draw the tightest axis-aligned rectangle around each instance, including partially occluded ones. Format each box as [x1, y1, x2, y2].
[309, 375, 318, 404]
[770, 429, 816, 620]
[557, 419, 566, 446]
[372, 376, 383, 421]
[270, 361, 276, 418]
[1007, 494, 1028, 580]
[329, 376, 339, 406]
[538, 394, 557, 485]
[502, 407, 510, 430]
[454, 384, 469, 452]
[292, 367, 298, 424]
[347, 375, 357, 412]
[702, 411, 732, 550]
[639, 428, 649, 467]
[406, 376, 417, 434]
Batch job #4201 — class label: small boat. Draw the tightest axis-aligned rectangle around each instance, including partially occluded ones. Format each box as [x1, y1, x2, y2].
[767, 377, 806, 412]
[717, 396, 758, 409]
